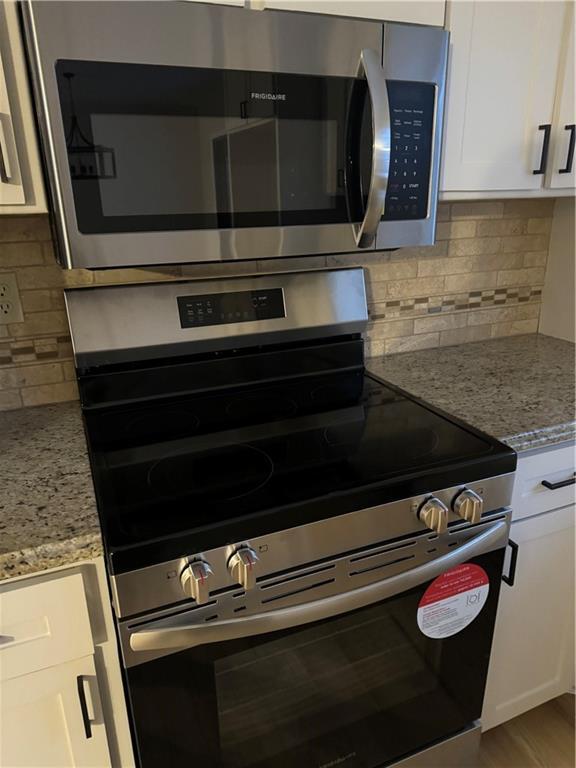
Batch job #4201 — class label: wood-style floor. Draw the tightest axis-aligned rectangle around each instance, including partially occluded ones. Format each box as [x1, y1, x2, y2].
[479, 694, 575, 768]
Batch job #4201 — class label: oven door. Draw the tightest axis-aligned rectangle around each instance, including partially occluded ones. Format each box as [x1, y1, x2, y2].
[23, 2, 447, 269]
[121, 520, 507, 768]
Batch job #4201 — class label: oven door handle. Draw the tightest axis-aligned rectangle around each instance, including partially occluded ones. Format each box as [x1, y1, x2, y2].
[352, 48, 391, 249]
[129, 520, 508, 653]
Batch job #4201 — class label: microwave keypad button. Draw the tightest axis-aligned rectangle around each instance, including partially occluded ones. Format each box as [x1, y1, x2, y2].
[384, 81, 434, 221]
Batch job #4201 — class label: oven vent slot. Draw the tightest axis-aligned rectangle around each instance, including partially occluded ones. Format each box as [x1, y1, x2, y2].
[349, 538, 416, 564]
[260, 563, 335, 591]
[127, 599, 217, 629]
[261, 578, 335, 605]
[349, 553, 415, 577]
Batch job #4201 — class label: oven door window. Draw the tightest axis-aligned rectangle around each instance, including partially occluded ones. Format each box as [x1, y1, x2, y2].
[55, 60, 373, 234]
[126, 550, 503, 768]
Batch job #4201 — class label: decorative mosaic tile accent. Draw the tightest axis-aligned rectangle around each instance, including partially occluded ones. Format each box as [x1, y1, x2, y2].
[370, 286, 542, 320]
[0, 336, 72, 367]
[0, 199, 555, 410]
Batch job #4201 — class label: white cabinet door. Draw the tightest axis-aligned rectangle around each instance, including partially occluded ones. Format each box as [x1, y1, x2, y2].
[0, 43, 25, 205]
[0, 0, 46, 212]
[0, 573, 94, 682]
[1, 655, 112, 768]
[441, 1, 567, 193]
[548, 2, 575, 189]
[482, 503, 575, 730]
[263, 1, 445, 26]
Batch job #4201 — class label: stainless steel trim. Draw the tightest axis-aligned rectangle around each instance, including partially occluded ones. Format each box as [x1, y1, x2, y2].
[389, 722, 481, 768]
[353, 49, 390, 248]
[129, 520, 507, 653]
[65, 267, 368, 366]
[111, 472, 515, 620]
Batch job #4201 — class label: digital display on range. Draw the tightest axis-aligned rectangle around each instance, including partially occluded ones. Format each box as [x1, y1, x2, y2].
[177, 289, 285, 328]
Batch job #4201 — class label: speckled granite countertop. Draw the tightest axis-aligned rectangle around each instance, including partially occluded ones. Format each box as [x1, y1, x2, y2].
[368, 334, 575, 452]
[1, 333, 573, 582]
[0, 402, 102, 581]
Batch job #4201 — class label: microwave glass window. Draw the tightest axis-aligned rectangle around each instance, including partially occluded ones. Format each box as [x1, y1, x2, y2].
[89, 115, 339, 219]
[55, 60, 373, 234]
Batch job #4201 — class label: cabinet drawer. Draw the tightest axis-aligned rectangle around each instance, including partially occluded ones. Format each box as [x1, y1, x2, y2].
[512, 442, 576, 522]
[0, 573, 93, 681]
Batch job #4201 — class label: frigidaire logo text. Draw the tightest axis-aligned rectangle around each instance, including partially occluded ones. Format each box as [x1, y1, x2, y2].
[250, 92, 286, 101]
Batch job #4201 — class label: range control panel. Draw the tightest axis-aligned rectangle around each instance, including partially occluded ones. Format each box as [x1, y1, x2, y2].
[177, 288, 285, 328]
[383, 81, 435, 221]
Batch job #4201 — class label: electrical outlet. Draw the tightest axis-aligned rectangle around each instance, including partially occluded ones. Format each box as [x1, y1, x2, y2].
[0, 273, 24, 324]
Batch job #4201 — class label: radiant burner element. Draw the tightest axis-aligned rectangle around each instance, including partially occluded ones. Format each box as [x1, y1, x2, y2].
[147, 444, 274, 501]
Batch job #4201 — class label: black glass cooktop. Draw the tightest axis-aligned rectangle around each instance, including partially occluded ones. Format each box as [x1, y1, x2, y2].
[83, 371, 514, 573]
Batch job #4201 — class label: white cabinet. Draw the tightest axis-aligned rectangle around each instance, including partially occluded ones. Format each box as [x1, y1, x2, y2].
[0, 572, 112, 767]
[547, 2, 575, 190]
[0, 0, 46, 212]
[441, 0, 575, 196]
[262, 1, 446, 26]
[2, 656, 112, 768]
[185, 0, 446, 23]
[0, 43, 24, 205]
[482, 443, 576, 730]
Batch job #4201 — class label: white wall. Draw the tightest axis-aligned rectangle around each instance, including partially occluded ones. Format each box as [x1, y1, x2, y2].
[539, 197, 576, 342]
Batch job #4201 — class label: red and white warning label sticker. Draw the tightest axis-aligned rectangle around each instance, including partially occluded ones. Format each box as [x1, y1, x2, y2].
[417, 563, 490, 639]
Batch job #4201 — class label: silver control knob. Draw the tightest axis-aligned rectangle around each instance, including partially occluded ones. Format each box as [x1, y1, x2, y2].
[228, 546, 259, 591]
[418, 497, 448, 534]
[181, 559, 213, 605]
[453, 488, 483, 524]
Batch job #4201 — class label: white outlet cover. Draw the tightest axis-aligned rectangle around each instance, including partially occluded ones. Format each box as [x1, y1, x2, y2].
[0, 272, 24, 325]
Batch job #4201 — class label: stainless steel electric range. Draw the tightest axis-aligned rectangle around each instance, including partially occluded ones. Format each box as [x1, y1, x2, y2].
[65, 268, 517, 768]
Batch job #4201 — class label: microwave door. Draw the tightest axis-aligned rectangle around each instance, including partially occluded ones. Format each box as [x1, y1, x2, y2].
[23, 1, 398, 267]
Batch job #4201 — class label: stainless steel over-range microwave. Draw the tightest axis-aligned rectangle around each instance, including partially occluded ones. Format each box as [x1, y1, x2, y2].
[21, 1, 449, 269]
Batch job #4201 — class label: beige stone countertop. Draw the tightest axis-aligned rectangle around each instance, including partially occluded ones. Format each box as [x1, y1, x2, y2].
[367, 333, 575, 452]
[0, 402, 102, 581]
[1, 333, 573, 582]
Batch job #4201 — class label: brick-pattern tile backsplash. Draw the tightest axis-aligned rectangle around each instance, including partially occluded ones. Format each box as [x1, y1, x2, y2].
[0, 198, 555, 410]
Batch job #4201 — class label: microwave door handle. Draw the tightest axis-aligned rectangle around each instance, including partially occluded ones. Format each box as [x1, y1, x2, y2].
[130, 519, 508, 653]
[352, 49, 391, 248]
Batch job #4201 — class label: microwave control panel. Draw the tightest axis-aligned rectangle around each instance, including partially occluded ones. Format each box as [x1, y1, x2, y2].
[383, 81, 436, 222]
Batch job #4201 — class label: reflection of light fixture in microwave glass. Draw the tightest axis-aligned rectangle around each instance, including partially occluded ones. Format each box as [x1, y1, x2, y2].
[63, 72, 117, 180]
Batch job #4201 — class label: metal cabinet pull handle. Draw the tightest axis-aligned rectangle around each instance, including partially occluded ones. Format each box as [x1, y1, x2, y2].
[76, 676, 93, 739]
[130, 520, 508, 653]
[541, 473, 576, 490]
[0, 118, 13, 182]
[502, 539, 519, 587]
[533, 124, 551, 175]
[352, 48, 390, 248]
[559, 124, 575, 174]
